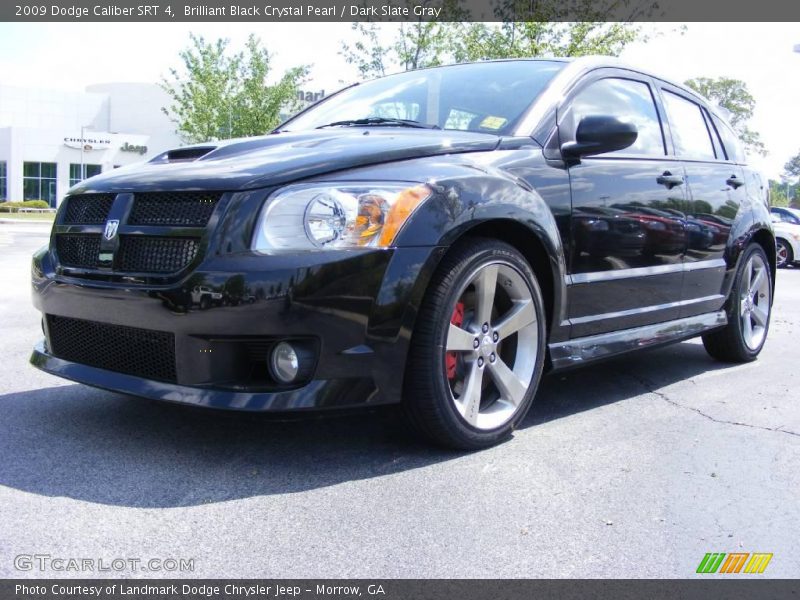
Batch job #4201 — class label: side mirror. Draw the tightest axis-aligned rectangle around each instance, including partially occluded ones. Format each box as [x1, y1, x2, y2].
[561, 115, 638, 159]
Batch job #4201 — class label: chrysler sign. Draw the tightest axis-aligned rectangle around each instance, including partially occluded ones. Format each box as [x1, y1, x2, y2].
[64, 134, 112, 151]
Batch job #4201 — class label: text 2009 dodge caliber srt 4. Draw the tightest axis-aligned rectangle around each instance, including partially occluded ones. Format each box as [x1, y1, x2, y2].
[31, 58, 775, 449]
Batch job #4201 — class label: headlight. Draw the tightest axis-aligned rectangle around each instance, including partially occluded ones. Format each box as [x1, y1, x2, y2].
[252, 183, 432, 251]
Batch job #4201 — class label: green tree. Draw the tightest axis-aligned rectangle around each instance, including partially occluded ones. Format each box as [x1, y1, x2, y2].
[341, 15, 465, 79]
[683, 76, 766, 157]
[784, 152, 800, 180]
[768, 180, 790, 207]
[162, 34, 308, 143]
[454, 21, 643, 62]
[340, 1, 651, 79]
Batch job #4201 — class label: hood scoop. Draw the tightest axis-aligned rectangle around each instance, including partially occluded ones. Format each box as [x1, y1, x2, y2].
[150, 146, 218, 164]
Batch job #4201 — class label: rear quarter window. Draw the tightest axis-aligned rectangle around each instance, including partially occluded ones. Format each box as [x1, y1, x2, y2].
[713, 116, 746, 163]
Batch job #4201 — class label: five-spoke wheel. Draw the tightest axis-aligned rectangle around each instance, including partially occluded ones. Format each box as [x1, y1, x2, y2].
[739, 252, 771, 351]
[776, 239, 792, 269]
[444, 262, 538, 430]
[404, 238, 546, 449]
[703, 243, 772, 362]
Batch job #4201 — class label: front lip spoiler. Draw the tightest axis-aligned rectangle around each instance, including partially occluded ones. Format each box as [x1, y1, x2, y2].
[30, 341, 382, 412]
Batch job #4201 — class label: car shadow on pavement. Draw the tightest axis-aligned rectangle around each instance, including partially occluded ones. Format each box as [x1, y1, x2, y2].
[0, 340, 732, 508]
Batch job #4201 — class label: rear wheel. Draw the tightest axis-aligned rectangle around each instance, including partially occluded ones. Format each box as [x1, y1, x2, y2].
[702, 243, 772, 363]
[403, 239, 546, 449]
[776, 238, 793, 268]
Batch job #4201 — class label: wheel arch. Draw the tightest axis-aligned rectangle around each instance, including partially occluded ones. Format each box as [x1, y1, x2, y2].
[749, 227, 777, 290]
[452, 219, 558, 340]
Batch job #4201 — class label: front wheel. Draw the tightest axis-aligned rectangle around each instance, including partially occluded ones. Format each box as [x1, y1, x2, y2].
[702, 243, 772, 363]
[403, 238, 546, 450]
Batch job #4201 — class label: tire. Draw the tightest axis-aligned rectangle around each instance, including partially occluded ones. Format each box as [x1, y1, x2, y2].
[403, 238, 547, 450]
[776, 238, 793, 268]
[702, 243, 772, 363]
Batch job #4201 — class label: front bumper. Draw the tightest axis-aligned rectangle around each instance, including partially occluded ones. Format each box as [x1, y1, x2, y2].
[31, 245, 444, 411]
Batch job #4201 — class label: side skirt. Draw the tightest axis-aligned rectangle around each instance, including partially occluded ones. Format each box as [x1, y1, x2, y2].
[548, 310, 727, 371]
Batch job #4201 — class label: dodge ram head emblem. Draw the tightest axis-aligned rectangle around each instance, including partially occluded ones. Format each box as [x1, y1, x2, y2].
[103, 219, 120, 240]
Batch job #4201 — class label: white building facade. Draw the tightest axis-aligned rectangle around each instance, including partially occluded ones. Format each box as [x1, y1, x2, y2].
[0, 82, 182, 206]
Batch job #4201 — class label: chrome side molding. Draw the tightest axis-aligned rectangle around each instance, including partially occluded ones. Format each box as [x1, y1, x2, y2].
[568, 258, 726, 285]
[548, 310, 727, 370]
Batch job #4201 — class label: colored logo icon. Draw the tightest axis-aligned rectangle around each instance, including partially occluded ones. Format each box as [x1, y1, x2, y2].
[696, 552, 773, 574]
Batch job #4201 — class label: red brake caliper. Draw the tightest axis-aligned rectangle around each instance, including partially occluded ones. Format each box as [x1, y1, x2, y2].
[446, 302, 465, 380]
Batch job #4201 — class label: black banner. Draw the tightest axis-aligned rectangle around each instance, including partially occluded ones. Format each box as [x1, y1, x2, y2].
[3, 0, 800, 22]
[3, 580, 800, 600]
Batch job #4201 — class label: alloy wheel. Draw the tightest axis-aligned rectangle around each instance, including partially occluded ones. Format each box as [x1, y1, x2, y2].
[739, 253, 771, 350]
[776, 241, 789, 268]
[444, 261, 538, 430]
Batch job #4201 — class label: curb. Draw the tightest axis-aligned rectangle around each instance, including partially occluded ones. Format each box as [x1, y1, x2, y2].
[0, 219, 53, 225]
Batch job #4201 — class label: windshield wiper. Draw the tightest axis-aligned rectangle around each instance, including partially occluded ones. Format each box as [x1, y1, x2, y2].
[317, 117, 440, 130]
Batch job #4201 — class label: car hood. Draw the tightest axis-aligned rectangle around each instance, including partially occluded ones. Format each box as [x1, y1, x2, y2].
[72, 128, 502, 194]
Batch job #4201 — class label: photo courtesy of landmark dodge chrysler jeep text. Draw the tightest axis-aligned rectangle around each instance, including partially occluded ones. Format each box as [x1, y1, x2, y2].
[30, 57, 775, 449]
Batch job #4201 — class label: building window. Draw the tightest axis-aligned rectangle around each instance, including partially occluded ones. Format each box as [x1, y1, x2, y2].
[23, 162, 57, 206]
[0, 162, 7, 201]
[69, 164, 102, 187]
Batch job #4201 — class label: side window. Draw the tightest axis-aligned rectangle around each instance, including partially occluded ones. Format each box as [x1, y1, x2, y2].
[713, 116, 745, 163]
[567, 78, 666, 157]
[661, 91, 716, 161]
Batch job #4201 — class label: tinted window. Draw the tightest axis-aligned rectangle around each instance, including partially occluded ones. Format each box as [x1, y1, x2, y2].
[22, 161, 58, 206]
[662, 91, 716, 160]
[283, 61, 566, 134]
[69, 163, 102, 187]
[568, 78, 665, 157]
[713, 116, 745, 163]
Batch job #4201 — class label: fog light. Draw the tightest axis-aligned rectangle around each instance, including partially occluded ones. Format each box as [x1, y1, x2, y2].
[270, 342, 300, 384]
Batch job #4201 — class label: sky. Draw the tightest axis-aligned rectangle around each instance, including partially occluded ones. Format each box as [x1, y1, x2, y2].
[0, 22, 797, 178]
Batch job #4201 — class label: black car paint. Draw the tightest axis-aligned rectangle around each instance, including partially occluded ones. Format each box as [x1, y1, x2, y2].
[30, 60, 775, 412]
[73, 129, 501, 193]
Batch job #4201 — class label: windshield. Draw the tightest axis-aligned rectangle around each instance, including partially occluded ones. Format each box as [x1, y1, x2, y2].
[281, 60, 566, 135]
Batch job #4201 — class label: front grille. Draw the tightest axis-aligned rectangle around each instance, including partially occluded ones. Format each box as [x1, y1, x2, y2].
[63, 194, 115, 224]
[117, 236, 200, 273]
[46, 315, 176, 382]
[54, 191, 222, 278]
[54, 234, 200, 273]
[56, 234, 101, 268]
[129, 192, 221, 226]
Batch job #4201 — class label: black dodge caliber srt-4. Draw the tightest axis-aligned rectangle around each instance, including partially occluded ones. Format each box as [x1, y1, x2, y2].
[31, 57, 775, 449]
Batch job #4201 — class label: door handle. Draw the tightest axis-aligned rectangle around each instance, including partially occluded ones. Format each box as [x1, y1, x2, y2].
[726, 175, 744, 189]
[657, 171, 684, 189]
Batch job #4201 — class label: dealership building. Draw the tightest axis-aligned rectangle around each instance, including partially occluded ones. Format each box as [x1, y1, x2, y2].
[0, 82, 182, 206]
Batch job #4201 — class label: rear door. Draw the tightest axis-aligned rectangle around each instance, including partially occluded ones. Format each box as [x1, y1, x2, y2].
[657, 85, 747, 317]
[561, 70, 688, 337]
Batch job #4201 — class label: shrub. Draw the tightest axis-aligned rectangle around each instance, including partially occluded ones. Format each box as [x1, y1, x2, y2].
[0, 200, 51, 211]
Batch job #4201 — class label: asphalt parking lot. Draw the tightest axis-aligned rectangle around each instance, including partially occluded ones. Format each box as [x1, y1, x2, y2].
[0, 221, 798, 578]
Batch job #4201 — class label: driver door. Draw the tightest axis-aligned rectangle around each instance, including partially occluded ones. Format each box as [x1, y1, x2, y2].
[560, 70, 688, 337]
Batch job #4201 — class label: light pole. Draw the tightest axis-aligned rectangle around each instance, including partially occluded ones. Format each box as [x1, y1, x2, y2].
[79, 125, 94, 181]
[80, 125, 86, 182]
